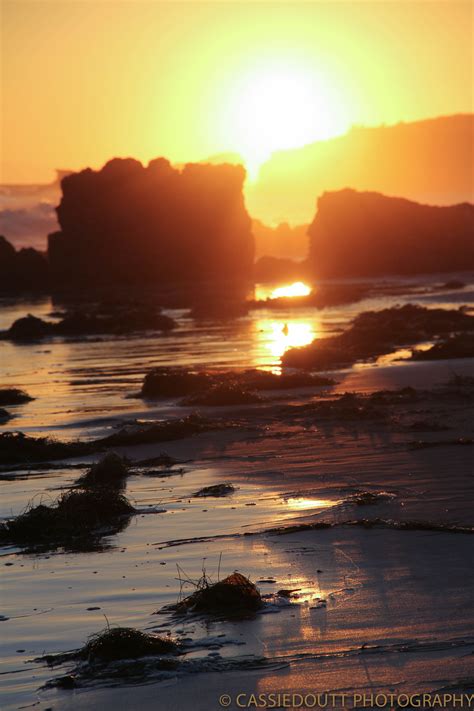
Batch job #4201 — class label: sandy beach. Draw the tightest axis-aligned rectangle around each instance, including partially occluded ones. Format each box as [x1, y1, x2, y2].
[1, 275, 473, 710]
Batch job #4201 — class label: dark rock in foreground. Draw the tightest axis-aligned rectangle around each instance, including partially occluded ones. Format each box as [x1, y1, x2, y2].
[0, 388, 34, 406]
[0, 236, 49, 293]
[411, 333, 474, 360]
[0, 408, 12, 422]
[283, 304, 474, 370]
[3, 307, 175, 341]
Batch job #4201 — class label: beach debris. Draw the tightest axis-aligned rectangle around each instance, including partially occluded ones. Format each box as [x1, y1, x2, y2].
[277, 589, 301, 599]
[0, 487, 135, 547]
[173, 572, 262, 614]
[75, 452, 130, 489]
[193, 483, 235, 498]
[0, 388, 34, 406]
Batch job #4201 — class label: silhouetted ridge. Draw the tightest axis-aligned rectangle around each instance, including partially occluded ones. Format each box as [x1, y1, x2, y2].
[248, 115, 474, 224]
[308, 189, 474, 278]
[48, 158, 254, 295]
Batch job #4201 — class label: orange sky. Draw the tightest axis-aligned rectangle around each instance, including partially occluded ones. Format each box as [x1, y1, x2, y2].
[1, 0, 473, 184]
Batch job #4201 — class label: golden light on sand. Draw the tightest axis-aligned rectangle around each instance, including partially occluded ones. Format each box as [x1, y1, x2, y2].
[271, 282, 312, 299]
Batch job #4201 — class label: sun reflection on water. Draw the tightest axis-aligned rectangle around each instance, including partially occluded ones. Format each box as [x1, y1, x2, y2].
[256, 318, 318, 360]
[286, 497, 336, 511]
[271, 281, 312, 299]
[255, 281, 312, 301]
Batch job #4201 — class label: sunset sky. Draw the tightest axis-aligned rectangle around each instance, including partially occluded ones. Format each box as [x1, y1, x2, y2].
[2, 0, 472, 184]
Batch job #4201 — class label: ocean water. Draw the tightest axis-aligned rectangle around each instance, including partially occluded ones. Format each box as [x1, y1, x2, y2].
[1, 274, 473, 439]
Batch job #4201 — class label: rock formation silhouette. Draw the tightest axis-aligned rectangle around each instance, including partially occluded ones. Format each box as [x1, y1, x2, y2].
[308, 189, 474, 278]
[48, 158, 254, 297]
[0, 236, 49, 293]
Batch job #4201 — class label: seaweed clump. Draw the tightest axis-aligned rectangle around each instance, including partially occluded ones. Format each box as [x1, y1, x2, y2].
[174, 572, 262, 614]
[101, 414, 220, 447]
[80, 627, 179, 662]
[0, 431, 94, 465]
[39, 626, 180, 688]
[194, 483, 235, 497]
[0, 487, 135, 547]
[141, 368, 211, 398]
[76, 452, 129, 489]
[0, 388, 34, 405]
[141, 366, 335, 402]
[0, 415, 223, 465]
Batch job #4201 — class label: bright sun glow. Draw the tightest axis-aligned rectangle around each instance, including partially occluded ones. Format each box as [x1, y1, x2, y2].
[227, 59, 347, 177]
[271, 281, 312, 299]
[256, 319, 318, 360]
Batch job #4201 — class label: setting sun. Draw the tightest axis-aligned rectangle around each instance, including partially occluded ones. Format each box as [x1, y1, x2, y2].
[226, 60, 347, 177]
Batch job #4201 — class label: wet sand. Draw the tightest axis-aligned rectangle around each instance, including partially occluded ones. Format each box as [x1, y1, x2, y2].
[1, 276, 473, 710]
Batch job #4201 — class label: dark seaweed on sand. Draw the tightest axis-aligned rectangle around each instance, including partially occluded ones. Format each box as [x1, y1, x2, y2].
[0, 487, 135, 547]
[141, 366, 335, 399]
[0, 414, 224, 465]
[75, 452, 130, 489]
[194, 483, 235, 497]
[39, 626, 180, 689]
[169, 572, 262, 615]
